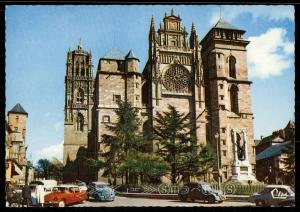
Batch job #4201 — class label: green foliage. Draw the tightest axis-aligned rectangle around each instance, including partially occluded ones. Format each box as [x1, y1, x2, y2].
[279, 141, 295, 186]
[153, 104, 214, 184]
[105, 100, 143, 152]
[36, 158, 63, 181]
[36, 159, 51, 179]
[119, 150, 169, 183]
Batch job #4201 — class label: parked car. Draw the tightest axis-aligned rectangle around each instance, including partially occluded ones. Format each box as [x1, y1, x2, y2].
[76, 180, 88, 193]
[178, 182, 225, 203]
[249, 185, 295, 206]
[44, 184, 88, 207]
[87, 182, 115, 201]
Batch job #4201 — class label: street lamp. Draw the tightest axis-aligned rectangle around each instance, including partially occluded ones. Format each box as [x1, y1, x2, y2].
[214, 132, 222, 192]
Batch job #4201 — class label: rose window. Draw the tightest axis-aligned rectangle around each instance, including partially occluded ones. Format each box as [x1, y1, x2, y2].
[163, 65, 191, 93]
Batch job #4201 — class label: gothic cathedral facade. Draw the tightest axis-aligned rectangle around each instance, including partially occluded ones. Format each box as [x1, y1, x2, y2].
[63, 11, 256, 183]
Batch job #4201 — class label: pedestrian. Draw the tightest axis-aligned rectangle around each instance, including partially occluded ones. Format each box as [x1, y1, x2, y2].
[22, 184, 31, 207]
[30, 185, 37, 207]
[5, 182, 14, 207]
[36, 184, 45, 207]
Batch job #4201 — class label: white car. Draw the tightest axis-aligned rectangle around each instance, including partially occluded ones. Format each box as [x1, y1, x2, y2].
[76, 181, 88, 192]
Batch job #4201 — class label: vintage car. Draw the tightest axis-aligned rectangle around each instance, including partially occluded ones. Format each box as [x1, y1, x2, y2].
[248, 185, 295, 206]
[178, 182, 225, 203]
[44, 184, 88, 207]
[76, 180, 88, 193]
[87, 182, 115, 201]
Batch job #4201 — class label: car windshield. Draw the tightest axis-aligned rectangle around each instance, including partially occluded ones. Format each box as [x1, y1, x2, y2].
[78, 182, 86, 186]
[54, 187, 69, 192]
[287, 187, 295, 195]
[96, 184, 106, 189]
[201, 184, 212, 191]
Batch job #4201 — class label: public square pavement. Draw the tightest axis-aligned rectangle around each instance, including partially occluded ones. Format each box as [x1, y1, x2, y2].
[70, 196, 255, 207]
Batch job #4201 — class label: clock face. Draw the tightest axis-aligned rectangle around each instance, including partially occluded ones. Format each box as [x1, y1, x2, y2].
[163, 65, 191, 93]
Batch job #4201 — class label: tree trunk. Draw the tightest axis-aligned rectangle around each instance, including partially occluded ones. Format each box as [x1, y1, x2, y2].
[125, 170, 129, 185]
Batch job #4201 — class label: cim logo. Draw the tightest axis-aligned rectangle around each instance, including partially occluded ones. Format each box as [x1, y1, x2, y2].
[270, 188, 288, 199]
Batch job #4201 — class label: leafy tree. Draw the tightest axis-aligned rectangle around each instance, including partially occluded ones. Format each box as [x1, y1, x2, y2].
[279, 141, 295, 186]
[49, 162, 63, 182]
[84, 100, 144, 184]
[153, 105, 214, 184]
[100, 134, 122, 185]
[36, 159, 51, 179]
[36, 158, 64, 181]
[104, 100, 143, 184]
[153, 105, 194, 184]
[119, 150, 169, 184]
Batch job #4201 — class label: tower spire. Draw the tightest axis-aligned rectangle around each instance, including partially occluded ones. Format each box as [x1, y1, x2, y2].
[191, 22, 196, 32]
[150, 15, 155, 31]
[78, 38, 83, 50]
[171, 8, 174, 16]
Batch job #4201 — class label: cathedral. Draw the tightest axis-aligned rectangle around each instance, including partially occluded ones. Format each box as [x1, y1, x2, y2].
[63, 10, 256, 184]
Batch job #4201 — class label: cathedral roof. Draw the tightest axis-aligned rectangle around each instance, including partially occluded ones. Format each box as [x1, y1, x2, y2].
[102, 48, 126, 60]
[213, 19, 245, 32]
[8, 103, 28, 115]
[125, 50, 139, 61]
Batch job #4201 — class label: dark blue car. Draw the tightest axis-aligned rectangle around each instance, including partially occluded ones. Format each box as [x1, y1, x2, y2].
[87, 182, 115, 201]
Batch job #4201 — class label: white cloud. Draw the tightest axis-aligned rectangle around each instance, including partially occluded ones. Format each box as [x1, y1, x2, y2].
[247, 28, 294, 79]
[38, 141, 63, 161]
[54, 122, 63, 132]
[209, 5, 294, 25]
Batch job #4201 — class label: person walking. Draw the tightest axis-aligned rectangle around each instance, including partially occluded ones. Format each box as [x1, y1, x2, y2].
[30, 186, 37, 207]
[22, 184, 31, 207]
[5, 182, 14, 207]
[36, 184, 45, 207]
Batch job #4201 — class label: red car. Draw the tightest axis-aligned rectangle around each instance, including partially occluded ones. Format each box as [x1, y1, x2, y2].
[45, 185, 87, 207]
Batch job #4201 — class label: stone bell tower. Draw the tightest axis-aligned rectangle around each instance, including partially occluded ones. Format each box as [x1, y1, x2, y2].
[63, 39, 94, 166]
[201, 19, 257, 183]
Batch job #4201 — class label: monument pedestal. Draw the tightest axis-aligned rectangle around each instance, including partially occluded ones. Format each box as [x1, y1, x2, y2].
[226, 129, 261, 185]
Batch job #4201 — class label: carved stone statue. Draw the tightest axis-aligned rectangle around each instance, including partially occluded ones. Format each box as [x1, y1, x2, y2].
[236, 133, 245, 161]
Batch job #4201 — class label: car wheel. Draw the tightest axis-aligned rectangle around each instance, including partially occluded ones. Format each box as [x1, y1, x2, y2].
[180, 197, 187, 202]
[255, 200, 265, 206]
[58, 200, 65, 207]
[207, 196, 215, 204]
[10, 202, 19, 207]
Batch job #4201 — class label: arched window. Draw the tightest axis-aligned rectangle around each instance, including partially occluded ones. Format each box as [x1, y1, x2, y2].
[229, 56, 236, 78]
[230, 85, 239, 113]
[80, 62, 85, 76]
[76, 62, 80, 76]
[76, 88, 84, 103]
[76, 113, 84, 132]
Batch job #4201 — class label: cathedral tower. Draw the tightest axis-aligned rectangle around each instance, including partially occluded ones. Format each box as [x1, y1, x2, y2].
[142, 10, 207, 151]
[201, 19, 256, 182]
[63, 40, 94, 166]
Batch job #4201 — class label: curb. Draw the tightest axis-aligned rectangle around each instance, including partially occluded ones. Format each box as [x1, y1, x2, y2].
[116, 192, 250, 202]
[116, 192, 178, 200]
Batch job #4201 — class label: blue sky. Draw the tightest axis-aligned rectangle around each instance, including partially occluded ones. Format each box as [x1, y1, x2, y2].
[5, 5, 294, 165]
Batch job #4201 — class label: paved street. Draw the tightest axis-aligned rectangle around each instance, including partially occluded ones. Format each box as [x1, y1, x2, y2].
[71, 196, 255, 207]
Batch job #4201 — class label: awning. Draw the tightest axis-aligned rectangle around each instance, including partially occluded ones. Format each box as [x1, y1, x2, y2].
[256, 141, 290, 161]
[13, 163, 23, 177]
